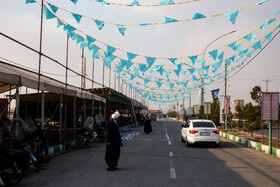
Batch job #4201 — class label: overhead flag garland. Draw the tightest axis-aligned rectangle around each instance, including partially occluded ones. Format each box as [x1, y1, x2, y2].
[24, 0, 279, 105]
[42, 0, 270, 36]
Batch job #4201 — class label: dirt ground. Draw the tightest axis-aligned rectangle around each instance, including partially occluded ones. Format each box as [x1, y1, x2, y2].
[219, 129, 280, 149]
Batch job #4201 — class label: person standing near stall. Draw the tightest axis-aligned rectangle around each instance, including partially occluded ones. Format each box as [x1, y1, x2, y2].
[105, 111, 122, 171]
[144, 116, 152, 134]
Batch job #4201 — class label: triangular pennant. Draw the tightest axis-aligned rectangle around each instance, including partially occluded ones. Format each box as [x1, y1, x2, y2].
[127, 53, 137, 62]
[217, 61, 223, 68]
[225, 10, 239, 25]
[86, 35, 96, 44]
[92, 45, 100, 59]
[26, 0, 36, 4]
[71, 13, 82, 23]
[119, 59, 127, 69]
[57, 18, 64, 28]
[176, 64, 182, 70]
[265, 32, 272, 40]
[165, 17, 178, 23]
[64, 24, 76, 33]
[189, 55, 198, 65]
[116, 25, 127, 36]
[260, 23, 268, 29]
[225, 59, 231, 66]
[204, 65, 210, 73]
[244, 33, 256, 42]
[133, 67, 140, 73]
[195, 68, 202, 75]
[157, 81, 162, 88]
[217, 52, 224, 61]
[183, 82, 189, 88]
[70, 0, 78, 5]
[126, 61, 133, 70]
[174, 69, 180, 77]
[245, 50, 251, 57]
[43, 6, 56, 20]
[169, 83, 175, 90]
[230, 55, 236, 62]
[130, 0, 140, 6]
[228, 42, 236, 50]
[198, 59, 205, 67]
[164, 71, 171, 78]
[48, 3, 58, 13]
[107, 45, 117, 55]
[138, 64, 148, 73]
[188, 68, 195, 75]
[169, 58, 177, 64]
[101, 2, 110, 7]
[236, 44, 242, 53]
[268, 18, 275, 25]
[192, 13, 206, 20]
[257, 0, 269, 5]
[95, 20, 105, 30]
[252, 41, 262, 50]
[144, 77, 151, 85]
[209, 49, 218, 60]
[159, 0, 175, 5]
[146, 57, 156, 67]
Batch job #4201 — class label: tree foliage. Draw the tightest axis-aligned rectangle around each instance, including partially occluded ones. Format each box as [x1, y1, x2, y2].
[209, 98, 220, 126]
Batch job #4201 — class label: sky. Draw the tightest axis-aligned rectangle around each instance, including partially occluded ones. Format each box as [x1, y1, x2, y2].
[0, 0, 280, 113]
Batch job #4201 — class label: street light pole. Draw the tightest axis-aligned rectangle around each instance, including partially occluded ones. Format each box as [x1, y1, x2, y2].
[201, 30, 236, 107]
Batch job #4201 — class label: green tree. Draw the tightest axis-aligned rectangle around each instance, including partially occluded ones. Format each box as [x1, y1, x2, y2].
[235, 104, 244, 130]
[209, 98, 220, 126]
[243, 102, 261, 136]
[198, 105, 204, 119]
[250, 86, 262, 106]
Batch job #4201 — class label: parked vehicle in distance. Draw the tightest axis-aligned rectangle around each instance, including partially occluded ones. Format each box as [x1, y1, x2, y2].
[150, 114, 157, 122]
[181, 119, 220, 147]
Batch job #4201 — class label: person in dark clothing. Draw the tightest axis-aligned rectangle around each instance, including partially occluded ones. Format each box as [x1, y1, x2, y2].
[144, 116, 152, 134]
[105, 111, 122, 171]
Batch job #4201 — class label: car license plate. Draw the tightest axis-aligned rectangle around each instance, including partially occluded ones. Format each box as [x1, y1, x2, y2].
[200, 132, 210, 136]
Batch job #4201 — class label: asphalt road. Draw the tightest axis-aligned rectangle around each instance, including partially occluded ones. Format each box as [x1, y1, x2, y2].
[20, 119, 280, 187]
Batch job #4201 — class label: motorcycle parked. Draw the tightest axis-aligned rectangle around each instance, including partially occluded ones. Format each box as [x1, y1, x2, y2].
[76, 117, 98, 149]
[0, 132, 29, 186]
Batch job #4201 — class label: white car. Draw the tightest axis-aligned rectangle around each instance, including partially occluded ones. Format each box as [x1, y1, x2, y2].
[181, 119, 220, 147]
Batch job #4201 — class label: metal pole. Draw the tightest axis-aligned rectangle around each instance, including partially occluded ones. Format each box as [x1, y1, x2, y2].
[102, 58, 105, 97]
[92, 58, 95, 118]
[41, 90, 45, 130]
[37, 0, 44, 92]
[201, 30, 236, 107]
[73, 96, 77, 138]
[63, 34, 69, 150]
[224, 63, 228, 134]
[269, 93, 272, 155]
[109, 66, 111, 99]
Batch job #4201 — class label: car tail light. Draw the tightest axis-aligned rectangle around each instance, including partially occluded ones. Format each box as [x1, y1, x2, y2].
[213, 130, 219, 134]
[189, 130, 198, 134]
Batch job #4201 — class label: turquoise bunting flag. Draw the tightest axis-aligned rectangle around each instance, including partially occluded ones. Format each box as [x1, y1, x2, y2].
[116, 25, 127, 36]
[192, 13, 206, 20]
[146, 57, 156, 67]
[130, 0, 140, 6]
[265, 32, 272, 40]
[127, 53, 137, 62]
[72, 13, 82, 23]
[209, 50, 218, 60]
[86, 35, 96, 44]
[169, 58, 177, 64]
[26, 0, 36, 4]
[48, 4, 58, 13]
[165, 17, 178, 23]
[95, 20, 105, 30]
[225, 10, 239, 25]
[159, 0, 174, 5]
[189, 55, 198, 65]
[252, 41, 262, 50]
[70, 0, 78, 5]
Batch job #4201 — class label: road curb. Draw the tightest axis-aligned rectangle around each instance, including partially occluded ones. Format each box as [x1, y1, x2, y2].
[220, 132, 280, 158]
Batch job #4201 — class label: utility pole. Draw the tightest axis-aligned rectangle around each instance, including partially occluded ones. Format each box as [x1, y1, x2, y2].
[262, 79, 272, 92]
[224, 63, 228, 134]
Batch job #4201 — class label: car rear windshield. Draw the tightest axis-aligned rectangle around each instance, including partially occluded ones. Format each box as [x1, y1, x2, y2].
[193, 121, 215, 128]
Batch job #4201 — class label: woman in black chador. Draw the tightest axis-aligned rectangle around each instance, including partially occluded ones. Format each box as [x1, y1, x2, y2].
[105, 111, 122, 171]
[144, 116, 152, 134]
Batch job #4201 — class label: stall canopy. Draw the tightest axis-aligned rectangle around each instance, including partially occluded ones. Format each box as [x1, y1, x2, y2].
[0, 61, 105, 103]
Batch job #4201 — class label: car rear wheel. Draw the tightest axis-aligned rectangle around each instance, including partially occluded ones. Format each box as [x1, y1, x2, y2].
[185, 139, 191, 147]
[181, 136, 185, 142]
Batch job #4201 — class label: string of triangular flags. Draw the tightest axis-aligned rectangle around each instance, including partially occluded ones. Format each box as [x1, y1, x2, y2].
[31, 0, 270, 36]
[32, 1, 279, 73]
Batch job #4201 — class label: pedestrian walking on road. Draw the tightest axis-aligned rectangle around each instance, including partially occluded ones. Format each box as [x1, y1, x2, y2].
[144, 116, 152, 134]
[105, 111, 122, 171]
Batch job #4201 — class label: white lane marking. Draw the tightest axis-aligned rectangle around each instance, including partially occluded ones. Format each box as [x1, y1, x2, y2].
[168, 141, 171, 145]
[170, 168, 176, 179]
[166, 134, 170, 140]
[169, 152, 173, 157]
